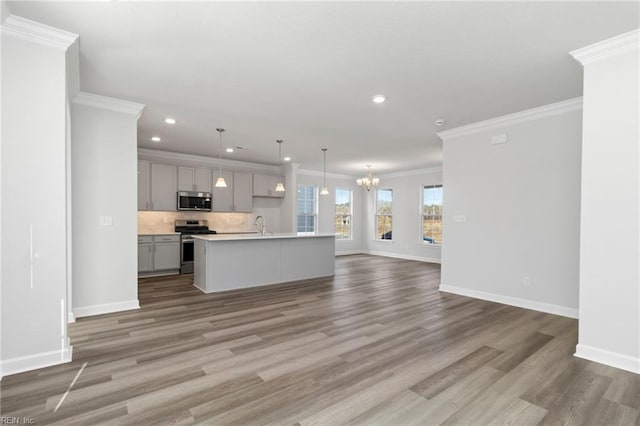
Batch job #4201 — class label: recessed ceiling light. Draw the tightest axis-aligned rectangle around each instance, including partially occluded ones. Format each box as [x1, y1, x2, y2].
[225, 148, 234, 153]
[284, 156, 291, 162]
[151, 136, 161, 142]
[372, 94, 386, 104]
[164, 118, 176, 124]
[434, 118, 446, 126]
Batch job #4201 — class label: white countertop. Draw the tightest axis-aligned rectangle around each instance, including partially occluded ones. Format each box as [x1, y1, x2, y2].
[193, 233, 336, 241]
[138, 232, 180, 236]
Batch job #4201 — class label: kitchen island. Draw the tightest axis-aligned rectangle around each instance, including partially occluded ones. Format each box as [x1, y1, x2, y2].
[193, 233, 335, 293]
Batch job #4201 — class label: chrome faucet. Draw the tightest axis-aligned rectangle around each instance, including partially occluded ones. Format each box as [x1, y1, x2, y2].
[254, 216, 265, 236]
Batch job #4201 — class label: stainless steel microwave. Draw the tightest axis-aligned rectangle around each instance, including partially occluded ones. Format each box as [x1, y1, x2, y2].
[177, 191, 212, 211]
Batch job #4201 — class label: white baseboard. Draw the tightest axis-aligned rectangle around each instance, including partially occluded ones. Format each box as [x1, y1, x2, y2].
[575, 344, 640, 374]
[1, 345, 72, 378]
[73, 299, 140, 318]
[335, 250, 364, 256]
[366, 250, 441, 264]
[439, 284, 578, 319]
[68, 312, 76, 323]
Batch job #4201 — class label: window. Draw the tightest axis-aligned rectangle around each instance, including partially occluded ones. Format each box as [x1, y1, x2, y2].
[335, 188, 352, 240]
[375, 188, 393, 240]
[297, 185, 317, 235]
[423, 185, 443, 244]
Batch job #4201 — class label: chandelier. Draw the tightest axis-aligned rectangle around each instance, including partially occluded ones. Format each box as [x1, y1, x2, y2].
[356, 165, 380, 191]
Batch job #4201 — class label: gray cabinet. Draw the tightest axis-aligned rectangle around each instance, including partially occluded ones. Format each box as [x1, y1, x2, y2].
[253, 174, 285, 198]
[150, 163, 178, 211]
[137, 236, 153, 272]
[178, 166, 212, 192]
[137, 161, 151, 210]
[138, 234, 180, 275]
[212, 170, 233, 212]
[233, 172, 253, 212]
[212, 171, 253, 212]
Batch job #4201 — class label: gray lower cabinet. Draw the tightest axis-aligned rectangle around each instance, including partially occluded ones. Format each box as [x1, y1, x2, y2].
[137, 241, 153, 272]
[138, 234, 180, 275]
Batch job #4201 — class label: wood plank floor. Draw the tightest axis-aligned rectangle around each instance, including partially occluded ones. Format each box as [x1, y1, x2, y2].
[2, 255, 639, 425]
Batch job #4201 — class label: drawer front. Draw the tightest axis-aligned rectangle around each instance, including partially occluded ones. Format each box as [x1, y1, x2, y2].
[153, 235, 180, 243]
[138, 236, 153, 244]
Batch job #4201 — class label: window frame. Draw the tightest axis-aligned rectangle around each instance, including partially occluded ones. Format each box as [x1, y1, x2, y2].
[296, 184, 318, 235]
[421, 184, 443, 246]
[334, 188, 353, 240]
[375, 188, 393, 241]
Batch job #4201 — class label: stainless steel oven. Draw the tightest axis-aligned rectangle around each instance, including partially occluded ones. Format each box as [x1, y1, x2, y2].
[175, 220, 216, 274]
[180, 236, 196, 274]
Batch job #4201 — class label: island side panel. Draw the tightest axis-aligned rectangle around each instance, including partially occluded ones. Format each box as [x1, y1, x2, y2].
[279, 236, 335, 282]
[207, 239, 282, 292]
[194, 239, 207, 293]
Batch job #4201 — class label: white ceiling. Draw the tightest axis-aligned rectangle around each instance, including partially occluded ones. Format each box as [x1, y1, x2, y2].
[7, 1, 639, 175]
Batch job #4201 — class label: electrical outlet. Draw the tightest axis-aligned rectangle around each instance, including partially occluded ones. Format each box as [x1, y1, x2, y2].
[100, 216, 113, 226]
[523, 276, 531, 287]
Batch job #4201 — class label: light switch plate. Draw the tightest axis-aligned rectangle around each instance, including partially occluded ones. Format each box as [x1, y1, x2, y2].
[491, 134, 508, 145]
[453, 215, 467, 223]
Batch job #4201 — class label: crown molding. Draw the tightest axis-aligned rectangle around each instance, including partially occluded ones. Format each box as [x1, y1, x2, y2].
[571, 29, 640, 66]
[380, 167, 443, 179]
[437, 97, 583, 141]
[1, 15, 78, 50]
[297, 166, 443, 180]
[138, 148, 282, 174]
[73, 92, 146, 119]
[296, 169, 357, 180]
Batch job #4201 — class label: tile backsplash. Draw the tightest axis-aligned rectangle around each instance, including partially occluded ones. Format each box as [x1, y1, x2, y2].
[138, 211, 255, 234]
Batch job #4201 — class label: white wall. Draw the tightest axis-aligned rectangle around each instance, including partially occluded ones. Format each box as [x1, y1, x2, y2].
[279, 163, 298, 233]
[297, 171, 364, 254]
[1, 16, 76, 376]
[572, 30, 640, 373]
[364, 169, 443, 263]
[252, 197, 283, 234]
[439, 99, 582, 318]
[71, 93, 144, 318]
[1, 0, 9, 22]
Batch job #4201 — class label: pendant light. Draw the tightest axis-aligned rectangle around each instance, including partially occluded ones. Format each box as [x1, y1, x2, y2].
[275, 140, 285, 192]
[215, 128, 227, 188]
[320, 148, 329, 195]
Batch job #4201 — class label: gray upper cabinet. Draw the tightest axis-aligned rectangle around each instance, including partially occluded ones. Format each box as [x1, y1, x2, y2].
[212, 171, 253, 212]
[150, 163, 178, 211]
[253, 174, 285, 198]
[138, 160, 151, 210]
[212, 170, 233, 211]
[233, 172, 253, 212]
[178, 166, 212, 193]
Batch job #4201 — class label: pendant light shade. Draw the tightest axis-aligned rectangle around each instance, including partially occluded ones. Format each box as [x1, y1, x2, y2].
[320, 148, 329, 195]
[215, 128, 227, 188]
[275, 140, 286, 192]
